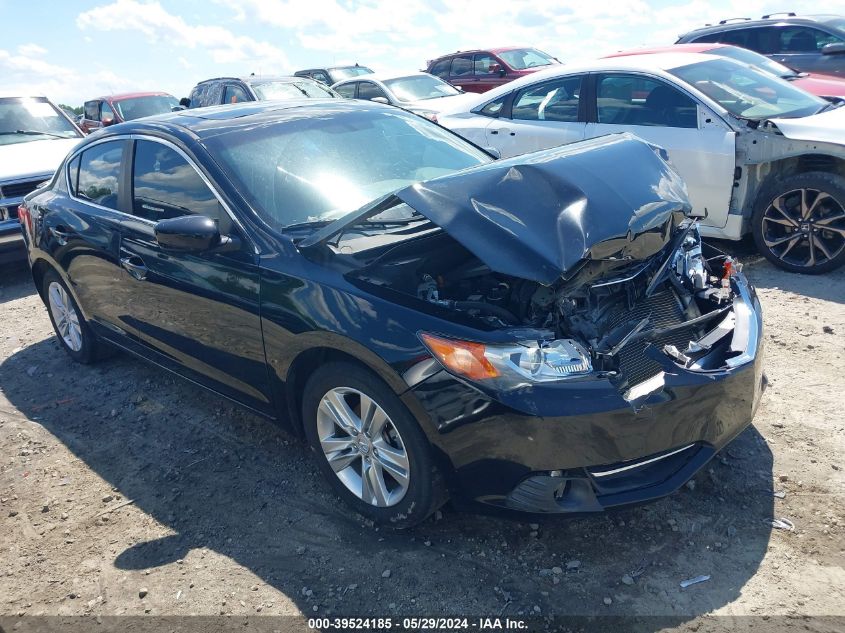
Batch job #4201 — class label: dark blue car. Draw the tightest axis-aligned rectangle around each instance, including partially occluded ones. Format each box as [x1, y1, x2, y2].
[18, 100, 765, 527]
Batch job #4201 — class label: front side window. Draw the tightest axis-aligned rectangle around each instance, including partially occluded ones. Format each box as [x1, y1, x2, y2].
[0, 97, 81, 145]
[310, 71, 330, 84]
[670, 57, 826, 120]
[77, 141, 123, 209]
[597, 74, 697, 128]
[512, 76, 582, 122]
[100, 101, 115, 121]
[357, 82, 388, 101]
[131, 140, 228, 230]
[206, 108, 491, 230]
[474, 54, 499, 76]
[223, 84, 250, 104]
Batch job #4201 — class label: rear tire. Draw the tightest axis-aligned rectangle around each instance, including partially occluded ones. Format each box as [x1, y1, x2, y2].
[752, 171, 845, 274]
[43, 270, 108, 364]
[302, 362, 445, 528]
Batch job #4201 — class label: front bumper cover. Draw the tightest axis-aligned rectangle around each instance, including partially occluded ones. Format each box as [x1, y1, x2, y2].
[404, 273, 765, 516]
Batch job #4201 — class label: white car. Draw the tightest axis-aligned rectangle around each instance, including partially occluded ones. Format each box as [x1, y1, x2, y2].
[1, 96, 83, 263]
[331, 72, 476, 121]
[437, 53, 845, 274]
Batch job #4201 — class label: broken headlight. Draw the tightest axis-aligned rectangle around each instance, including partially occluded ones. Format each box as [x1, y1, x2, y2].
[420, 333, 592, 388]
[673, 222, 707, 290]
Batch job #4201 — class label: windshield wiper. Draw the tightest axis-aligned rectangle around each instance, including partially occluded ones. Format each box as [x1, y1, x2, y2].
[0, 129, 71, 139]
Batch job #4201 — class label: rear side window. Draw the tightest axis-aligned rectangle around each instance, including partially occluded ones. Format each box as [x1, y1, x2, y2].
[77, 141, 123, 209]
[311, 71, 330, 84]
[450, 55, 473, 77]
[67, 155, 81, 195]
[131, 140, 230, 232]
[692, 27, 764, 52]
[84, 101, 99, 120]
[429, 59, 450, 79]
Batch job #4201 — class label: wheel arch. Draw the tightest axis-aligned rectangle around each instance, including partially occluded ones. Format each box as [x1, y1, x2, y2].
[750, 154, 845, 204]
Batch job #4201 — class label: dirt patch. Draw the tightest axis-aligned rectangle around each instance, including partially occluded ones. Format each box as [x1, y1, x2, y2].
[1, 250, 843, 629]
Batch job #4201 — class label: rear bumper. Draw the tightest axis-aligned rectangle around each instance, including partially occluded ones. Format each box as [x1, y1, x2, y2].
[404, 274, 765, 516]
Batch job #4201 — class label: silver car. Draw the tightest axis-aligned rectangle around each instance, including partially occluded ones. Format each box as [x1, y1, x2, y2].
[332, 72, 472, 122]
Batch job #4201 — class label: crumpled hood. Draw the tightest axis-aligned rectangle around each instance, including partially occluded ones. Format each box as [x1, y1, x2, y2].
[0, 137, 81, 182]
[394, 133, 691, 286]
[768, 105, 845, 145]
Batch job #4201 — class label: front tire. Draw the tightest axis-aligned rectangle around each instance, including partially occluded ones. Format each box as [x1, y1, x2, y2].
[752, 171, 845, 274]
[43, 270, 106, 364]
[302, 362, 445, 528]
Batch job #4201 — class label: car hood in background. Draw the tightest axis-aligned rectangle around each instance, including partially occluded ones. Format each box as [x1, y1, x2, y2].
[405, 92, 479, 114]
[394, 133, 691, 286]
[0, 137, 80, 181]
[768, 105, 845, 145]
[793, 74, 845, 99]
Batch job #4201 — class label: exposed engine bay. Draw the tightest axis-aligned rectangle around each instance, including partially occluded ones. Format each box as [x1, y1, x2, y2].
[349, 221, 742, 392]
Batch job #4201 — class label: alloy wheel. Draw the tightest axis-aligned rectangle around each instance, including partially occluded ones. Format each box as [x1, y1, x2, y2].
[316, 387, 410, 507]
[47, 282, 83, 352]
[761, 187, 845, 269]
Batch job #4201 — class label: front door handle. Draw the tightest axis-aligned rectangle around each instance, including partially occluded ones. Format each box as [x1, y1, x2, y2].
[490, 129, 515, 136]
[120, 255, 148, 281]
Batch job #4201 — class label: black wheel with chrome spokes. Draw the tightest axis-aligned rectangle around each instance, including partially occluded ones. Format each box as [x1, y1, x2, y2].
[753, 172, 845, 274]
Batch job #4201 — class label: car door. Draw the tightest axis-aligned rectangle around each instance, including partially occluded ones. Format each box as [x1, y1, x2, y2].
[584, 73, 735, 229]
[473, 53, 504, 91]
[50, 138, 134, 340]
[118, 137, 273, 413]
[483, 75, 588, 158]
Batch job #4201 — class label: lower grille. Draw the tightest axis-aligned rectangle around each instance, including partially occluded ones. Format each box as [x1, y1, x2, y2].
[610, 290, 692, 388]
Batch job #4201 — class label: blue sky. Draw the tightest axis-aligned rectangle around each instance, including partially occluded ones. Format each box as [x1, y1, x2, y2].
[2, 0, 843, 106]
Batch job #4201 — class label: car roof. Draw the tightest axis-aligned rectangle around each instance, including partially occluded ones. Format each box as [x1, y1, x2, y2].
[96, 91, 175, 101]
[196, 76, 304, 86]
[605, 43, 723, 57]
[89, 99, 399, 141]
[0, 95, 51, 100]
[680, 14, 845, 38]
[333, 71, 433, 85]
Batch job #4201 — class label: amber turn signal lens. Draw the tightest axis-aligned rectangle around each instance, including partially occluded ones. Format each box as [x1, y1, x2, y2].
[420, 333, 500, 381]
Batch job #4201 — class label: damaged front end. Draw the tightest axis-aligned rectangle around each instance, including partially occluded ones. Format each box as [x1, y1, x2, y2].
[301, 133, 761, 405]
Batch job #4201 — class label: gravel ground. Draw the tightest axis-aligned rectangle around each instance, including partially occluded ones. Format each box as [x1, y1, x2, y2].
[0, 245, 843, 632]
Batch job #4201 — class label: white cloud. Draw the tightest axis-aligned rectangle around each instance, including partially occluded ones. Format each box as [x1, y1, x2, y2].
[76, 0, 289, 68]
[17, 43, 47, 57]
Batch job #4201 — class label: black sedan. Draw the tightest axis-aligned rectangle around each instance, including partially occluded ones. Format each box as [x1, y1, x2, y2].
[18, 100, 765, 527]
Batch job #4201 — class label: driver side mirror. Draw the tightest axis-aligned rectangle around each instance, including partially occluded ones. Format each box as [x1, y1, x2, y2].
[497, 67, 507, 77]
[371, 96, 390, 104]
[154, 215, 239, 252]
[101, 115, 115, 127]
[822, 42, 845, 55]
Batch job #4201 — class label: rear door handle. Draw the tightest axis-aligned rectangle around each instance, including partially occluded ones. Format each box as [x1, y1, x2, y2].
[120, 255, 148, 281]
[490, 129, 515, 136]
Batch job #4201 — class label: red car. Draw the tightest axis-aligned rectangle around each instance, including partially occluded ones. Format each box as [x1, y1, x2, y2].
[80, 92, 180, 134]
[605, 43, 845, 99]
[425, 47, 560, 93]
